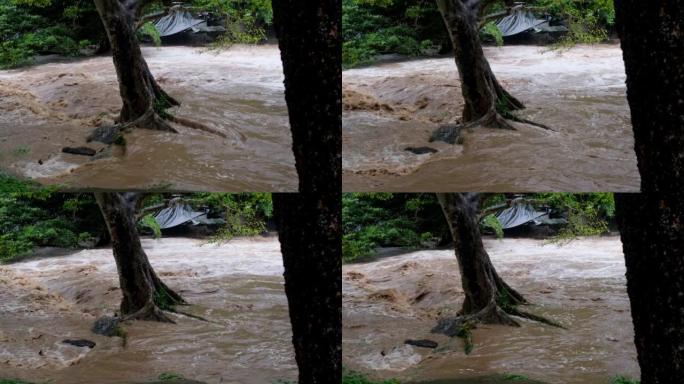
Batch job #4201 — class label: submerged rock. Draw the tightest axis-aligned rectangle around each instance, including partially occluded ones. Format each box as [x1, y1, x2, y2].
[404, 339, 439, 348]
[62, 339, 96, 348]
[429, 123, 462, 145]
[405, 146, 438, 155]
[87, 125, 121, 144]
[91, 315, 120, 337]
[62, 146, 97, 156]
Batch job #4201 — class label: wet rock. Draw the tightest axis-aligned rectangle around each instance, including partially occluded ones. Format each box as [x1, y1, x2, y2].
[62, 146, 97, 156]
[404, 146, 438, 155]
[62, 339, 96, 348]
[404, 339, 438, 349]
[429, 123, 462, 145]
[91, 315, 120, 337]
[87, 125, 121, 144]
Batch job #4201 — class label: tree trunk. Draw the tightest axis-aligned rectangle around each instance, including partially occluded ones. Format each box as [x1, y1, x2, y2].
[613, 1, 684, 382]
[95, 192, 185, 322]
[435, 193, 524, 332]
[94, 0, 179, 131]
[271, 2, 341, 382]
[272, 0, 341, 192]
[273, 193, 341, 384]
[435, 0, 523, 123]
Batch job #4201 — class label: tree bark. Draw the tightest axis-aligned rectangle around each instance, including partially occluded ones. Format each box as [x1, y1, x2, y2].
[271, 1, 342, 382]
[613, 1, 684, 382]
[273, 193, 341, 384]
[272, 0, 341, 193]
[435, 193, 525, 332]
[435, 0, 524, 123]
[95, 192, 185, 322]
[94, 0, 179, 131]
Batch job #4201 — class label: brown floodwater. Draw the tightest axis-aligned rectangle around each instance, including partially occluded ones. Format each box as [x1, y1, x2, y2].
[342, 44, 640, 192]
[343, 237, 640, 383]
[0, 46, 296, 191]
[0, 237, 296, 384]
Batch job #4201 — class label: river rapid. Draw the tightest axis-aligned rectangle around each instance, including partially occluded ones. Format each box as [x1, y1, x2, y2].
[0, 237, 296, 384]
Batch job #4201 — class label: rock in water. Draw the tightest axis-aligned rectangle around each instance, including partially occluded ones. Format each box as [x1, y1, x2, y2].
[404, 146, 438, 155]
[62, 146, 97, 156]
[87, 125, 121, 144]
[91, 315, 120, 337]
[429, 123, 462, 145]
[404, 339, 438, 348]
[62, 339, 96, 348]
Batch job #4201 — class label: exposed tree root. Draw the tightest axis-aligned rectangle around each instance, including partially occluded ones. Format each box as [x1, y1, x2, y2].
[432, 292, 564, 354]
[429, 107, 554, 145]
[121, 299, 175, 323]
[167, 115, 229, 138]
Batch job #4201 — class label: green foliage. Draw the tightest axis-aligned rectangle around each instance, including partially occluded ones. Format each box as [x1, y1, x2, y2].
[481, 214, 504, 239]
[454, 321, 475, 355]
[534, 0, 614, 45]
[342, 370, 400, 384]
[193, 0, 271, 47]
[533, 193, 614, 242]
[481, 21, 503, 46]
[138, 21, 161, 47]
[139, 214, 162, 239]
[342, 193, 446, 262]
[158, 372, 185, 381]
[609, 376, 639, 384]
[0, 379, 37, 384]
[0, 0, 101, 69]
[191, 193, 272, 242]
[342, 0, 442, 67]
[0, 182, 104, 262]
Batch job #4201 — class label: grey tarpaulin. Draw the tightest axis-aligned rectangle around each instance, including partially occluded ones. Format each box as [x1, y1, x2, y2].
[496, 10, 548, 36]
[154, 8, 204, 37]
[495, 202, 548, 229]
[154, 203, 206, 229]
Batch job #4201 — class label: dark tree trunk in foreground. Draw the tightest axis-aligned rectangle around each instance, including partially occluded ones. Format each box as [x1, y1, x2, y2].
[434, 193, 525, 331]
[613, 1, 684, 382]
[94, 0, 179, 131]
[431, 0, 549, 143]
[95, 192, 185, 322]
[272, 0, 341, 192]
[273, 194, 341, 384]
[271, 1, 342, 382]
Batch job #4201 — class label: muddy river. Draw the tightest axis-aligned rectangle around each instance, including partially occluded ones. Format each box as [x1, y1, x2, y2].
[343, 44, 640, 192]
[343, 237, 639, 383]
[0, 237, 296, 384]
[0, 46, 296, 191]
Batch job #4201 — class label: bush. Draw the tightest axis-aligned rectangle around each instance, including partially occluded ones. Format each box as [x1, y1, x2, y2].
[342, 193, 446, 262]
[342, 0, 443, 67]
[0, 0, 102, 69]
[0, 176, 104, 262]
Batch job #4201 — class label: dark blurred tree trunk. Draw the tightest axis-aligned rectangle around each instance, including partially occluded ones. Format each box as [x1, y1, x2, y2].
[613, 1, 684, 382]
[95, 192, 184, 322]
[272, 0, 341, 192]
[271, 1, 342, 383]
[434, 193, 525, 333]
[273, 194, 341, 384]
[94, 0, 179, 131]
[435, 0, 523, 126]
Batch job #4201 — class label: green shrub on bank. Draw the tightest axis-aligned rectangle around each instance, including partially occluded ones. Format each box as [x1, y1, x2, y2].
[0, 175, 104, 262]
[0, 0, 101, 69]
